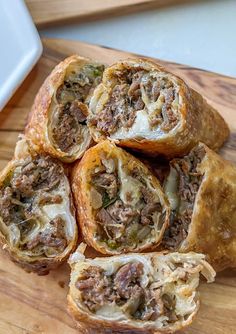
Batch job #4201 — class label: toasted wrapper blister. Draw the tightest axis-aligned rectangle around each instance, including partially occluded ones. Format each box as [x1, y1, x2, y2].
[163, 143, 236, 271]
[0, 136, 78, 274]
[68, 248, 215, 334]
[88, 58, 229, 158]
[71, 140, 170, 255]
[25, 55, 105, 163]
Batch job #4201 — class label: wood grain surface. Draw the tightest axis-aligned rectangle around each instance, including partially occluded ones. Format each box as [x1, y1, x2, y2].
[0, 38, 236, 333]
[25, 0, 201, 27]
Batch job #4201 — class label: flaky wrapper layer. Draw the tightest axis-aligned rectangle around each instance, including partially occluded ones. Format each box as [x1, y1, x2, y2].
[71, 140, 170, 254]
[89, 59, 229, 158]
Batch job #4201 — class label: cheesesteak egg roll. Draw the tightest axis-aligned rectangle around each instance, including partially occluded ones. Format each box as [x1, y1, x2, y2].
[163, 143, 236, 271]
[88, 59, 229, 158]
[71, 140, 170, 254]
[0, 137, 78, 274]
[68, 247, 215, 334]
[25, 55, 105, 162]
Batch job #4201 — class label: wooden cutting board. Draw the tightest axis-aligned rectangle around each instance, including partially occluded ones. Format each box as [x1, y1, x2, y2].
[0, 38, 236, 334]
[25, 0, 200, 27]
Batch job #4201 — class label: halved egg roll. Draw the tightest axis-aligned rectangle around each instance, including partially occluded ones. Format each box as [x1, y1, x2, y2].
[0, 137, 78, 274]
[71, 140, 170, 254]
[25, 55, 105, 162]
[68, 246, 215, 334]
[163, 143, 236, 271]
[88, 58, 229, 158]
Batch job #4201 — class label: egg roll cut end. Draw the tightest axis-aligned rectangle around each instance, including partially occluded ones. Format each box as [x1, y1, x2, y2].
[88, 59, 229, 158]
[89, 62, 181, 141]
[25, 55, 105, 162]
[72, 140, 170, 254]
[92, 154, 166, 252]
[68, 251, 215, 333]
[0, 137, 77, 274]
[49, 62, 105, 157]
[163, 145, 206, 250]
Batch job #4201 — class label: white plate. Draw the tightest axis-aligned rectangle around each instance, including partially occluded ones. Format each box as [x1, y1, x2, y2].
[0, 0, 42, 110]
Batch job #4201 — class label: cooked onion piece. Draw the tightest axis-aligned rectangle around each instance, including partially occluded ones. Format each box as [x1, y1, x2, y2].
[0, 137, 78, 274]
[88, 58, 229, 158]
[162, 143, 236, 271]
[68, 249, 215, 333]
[25, 55, 105, 162]
[71, 140, 170, 254]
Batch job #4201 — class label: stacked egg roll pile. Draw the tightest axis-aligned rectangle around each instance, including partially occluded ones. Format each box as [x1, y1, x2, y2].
[1, 54, 234, 333]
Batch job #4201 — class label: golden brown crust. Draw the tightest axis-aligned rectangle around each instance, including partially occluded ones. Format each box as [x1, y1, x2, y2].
[25, 55, 104, 163]
[71, 140, 170, 254]
[0, 136, 78, 275]
[178, 144, 236, 271]
[67, 250, 215, 333]
[68, 295, 171, 334]
[88, 58, 229, 158]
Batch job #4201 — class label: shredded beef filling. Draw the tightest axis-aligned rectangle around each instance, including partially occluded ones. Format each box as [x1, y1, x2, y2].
[52, 101, 88, 152]
[163, 147, 205, 249]
[76, 265, 115, 312]
[26, 216, 66, 252]
[0, 155, 67, 254]
[76, 262, 176, 322]
[89, 67, 179, 135]
[92, 157, 162, 250]
[52, 64, 104, 153]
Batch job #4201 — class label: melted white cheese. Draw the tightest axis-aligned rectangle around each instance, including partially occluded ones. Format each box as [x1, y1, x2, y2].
[164, 167, 179, 210]
[110, 94, 182, 140]
[96, 304, 125, 320]
[117, 159, 142, 207]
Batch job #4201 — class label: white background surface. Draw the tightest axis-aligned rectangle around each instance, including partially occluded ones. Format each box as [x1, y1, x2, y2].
[0, 0, 42, 110]
[40, 0, 236, 78]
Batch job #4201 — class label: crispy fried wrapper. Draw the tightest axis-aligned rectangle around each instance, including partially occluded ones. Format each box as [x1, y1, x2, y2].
[67, 245, 215, 334]
[0, 136, 78, 274]
[88, 58, 229, 158]
[163, 143, 236, 271]
[25, 55, 105, 162]
[71, 140, 170, 254]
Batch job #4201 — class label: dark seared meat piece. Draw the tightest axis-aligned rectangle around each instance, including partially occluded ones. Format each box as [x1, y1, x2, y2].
[0, 187, 18, 225]
[96, 201, 139, 241]
[76, 262, 170, 321]
[137, 289, 164, 321]
[145, 77, 178, 131]
[161, 107, 178, 132]
[93, 173, 118, 199]
[161, 87, 178, 131]
[114, 262, 143, 299]
[96, 200, 140, 246]
[70, 101, 87, 122]
[76, 266, 115, 312]
[11, 156, 62, 195]
[163, 146, 205, 249]
[163, 210, 191, 249]
[26, 216, 67, 251]
[52, 102, 86, 152]
[107, 200, 139, 225]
